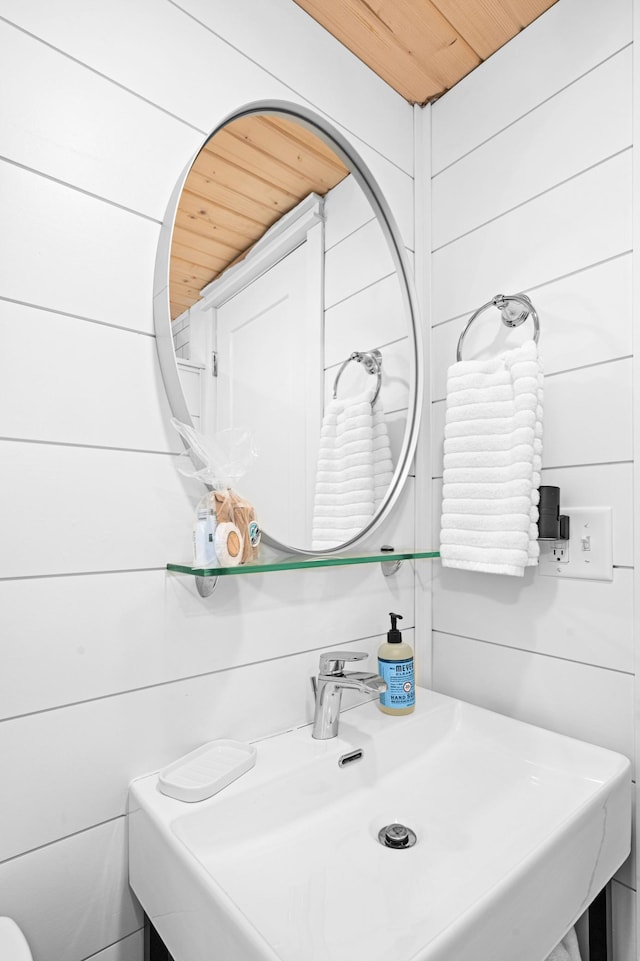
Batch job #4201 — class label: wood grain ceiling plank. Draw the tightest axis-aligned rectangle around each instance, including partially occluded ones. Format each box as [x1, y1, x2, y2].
[170, 260, 216, 288]
[433, 0, 556, 59]
[176, 191, 259, 246]
[432, 0, 522, 59]
[170, 288, 201, 310]
[171, 280, 204, 308]
[170, 242, 229, 274]
[500, 0, 558, 27]
[184, 169, 286, 224]
[230, 115, 348, 183]
[293, 0, 481, 103]
[211, 123, 345, 196]
[173, 215, 244, 261]
[172, 225, 246, 263]
[193, 148, 299, 213]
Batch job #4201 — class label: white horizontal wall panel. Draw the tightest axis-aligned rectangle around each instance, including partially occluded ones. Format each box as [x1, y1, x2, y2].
[432, 631, 634, 770]
[0, 163, 158, 333]
[432, 151, 632, 325]
[431, 0, 632, 173]
[0, 0, 286, 141]
[324, 219, 396, 310]
[3, 0, 413, 172]
[0, 0, 413, 172]
[0, 819, 142, 961]
[0, 441, 196, 578]
[0, 633, 392, 861]
[324, 176, 376, 250]
[431, 255, 633, 400]
[0, 477, 416, 719]
[324, 274, 408, 369]
[432, 48, 632, 250]
[0, 303, 178, 452]
[433, 566, 633, 674]
[0, 20, 203, 220]
[542, 358, 633, 468]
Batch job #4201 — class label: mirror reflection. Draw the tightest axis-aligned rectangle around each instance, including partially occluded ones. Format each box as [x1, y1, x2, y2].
[167, 111, 412, 553]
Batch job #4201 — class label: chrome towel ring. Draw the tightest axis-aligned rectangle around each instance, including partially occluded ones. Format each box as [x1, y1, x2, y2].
[456, 293, 540, 362]
[332, 349, 382, 406]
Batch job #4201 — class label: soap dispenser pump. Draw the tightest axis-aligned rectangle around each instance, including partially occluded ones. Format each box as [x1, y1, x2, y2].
[377, 612, 415, 715]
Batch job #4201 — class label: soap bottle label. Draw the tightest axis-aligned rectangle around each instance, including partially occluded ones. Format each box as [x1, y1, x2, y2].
[378, 656, 415, 710]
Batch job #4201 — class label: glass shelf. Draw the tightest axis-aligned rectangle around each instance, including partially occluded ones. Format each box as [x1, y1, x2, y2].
[168, 548, 440, 578]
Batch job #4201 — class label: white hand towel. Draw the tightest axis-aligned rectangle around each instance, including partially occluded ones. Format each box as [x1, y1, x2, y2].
[312, 383, 394, 550]
[440, 339, 543, 576]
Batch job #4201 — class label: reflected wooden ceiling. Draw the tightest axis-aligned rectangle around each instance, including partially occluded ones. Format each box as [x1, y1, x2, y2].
[293, 0, 558, 104]
[170, 115, 349, 320]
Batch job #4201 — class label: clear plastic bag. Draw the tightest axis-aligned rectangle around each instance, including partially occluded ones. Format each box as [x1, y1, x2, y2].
[171, 419, 261, 566]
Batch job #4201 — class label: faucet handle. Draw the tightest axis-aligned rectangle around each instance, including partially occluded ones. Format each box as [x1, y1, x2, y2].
[318, 651, 369, 675]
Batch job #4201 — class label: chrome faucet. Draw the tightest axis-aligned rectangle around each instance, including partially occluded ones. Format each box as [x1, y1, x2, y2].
[311, 651, 387, 739]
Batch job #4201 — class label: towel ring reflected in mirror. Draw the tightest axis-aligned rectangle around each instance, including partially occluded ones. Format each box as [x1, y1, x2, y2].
[153, 100, 423, 557]
[456, 293, 540, 362]
[332, 350, 382, 407]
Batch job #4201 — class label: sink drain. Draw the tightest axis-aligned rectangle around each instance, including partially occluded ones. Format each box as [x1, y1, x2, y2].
[378, 823, 417, 849]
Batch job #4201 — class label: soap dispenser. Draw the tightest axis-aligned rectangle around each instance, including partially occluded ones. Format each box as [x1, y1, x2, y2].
[377, 612, 415, 715]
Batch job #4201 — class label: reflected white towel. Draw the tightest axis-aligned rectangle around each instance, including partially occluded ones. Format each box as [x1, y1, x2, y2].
[440, 339, 543, 576]
[312, 384, 393, 549]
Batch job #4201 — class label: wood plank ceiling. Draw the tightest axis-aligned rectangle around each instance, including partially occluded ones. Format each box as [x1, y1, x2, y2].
[170, 0, 558, 320]
[292, 0, 558, 104]
[170, 115, 348, 320]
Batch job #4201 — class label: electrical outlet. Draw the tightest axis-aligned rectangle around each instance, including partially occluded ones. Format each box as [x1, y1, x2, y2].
[551, 542, 569, 563]
[538, 507, 613, 580]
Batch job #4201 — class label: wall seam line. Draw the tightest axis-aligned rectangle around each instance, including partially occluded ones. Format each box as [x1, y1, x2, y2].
[431, 250, 633, 329]
[0, 154, 163, 224]
[0, 295, 157, 337]
[431, 146, 632, 254]
[0, 13, 207, 135]
[0, 631, 409, 724]
[0, 813, 125, 867]
[432, 629, 635, 676]
[431, 42, 633, 178]
[0, 436, 179, 456]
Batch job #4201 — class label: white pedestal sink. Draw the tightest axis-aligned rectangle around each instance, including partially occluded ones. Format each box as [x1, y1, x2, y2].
[128, 689, 630, 961]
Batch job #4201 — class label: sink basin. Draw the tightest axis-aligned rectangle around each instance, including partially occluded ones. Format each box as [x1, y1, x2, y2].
[128, 689, 630, 961]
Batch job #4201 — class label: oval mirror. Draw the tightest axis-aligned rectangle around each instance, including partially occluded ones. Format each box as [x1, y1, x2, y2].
[154, 102, 422, 556]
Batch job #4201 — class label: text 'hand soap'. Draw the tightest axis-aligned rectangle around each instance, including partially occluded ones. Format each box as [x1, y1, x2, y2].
[378, 612, 415, 715]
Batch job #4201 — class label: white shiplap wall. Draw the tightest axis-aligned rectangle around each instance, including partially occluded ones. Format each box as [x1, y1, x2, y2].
[428, 0, 636, 957]
[324, 174, 412, 470]
[0, 3, 419, 960]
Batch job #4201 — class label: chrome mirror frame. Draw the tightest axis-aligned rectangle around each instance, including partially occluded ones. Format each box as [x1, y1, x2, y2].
[153, 100, 423, 556]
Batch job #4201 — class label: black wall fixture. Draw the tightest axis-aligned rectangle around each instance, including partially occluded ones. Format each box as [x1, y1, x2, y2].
[538, 485, 570, 541]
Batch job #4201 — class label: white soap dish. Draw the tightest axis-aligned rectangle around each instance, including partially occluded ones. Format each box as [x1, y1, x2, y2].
[158, 739, 257, 802]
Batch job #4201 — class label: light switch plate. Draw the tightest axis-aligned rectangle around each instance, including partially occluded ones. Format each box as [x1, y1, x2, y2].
[538, 507, 613, 581]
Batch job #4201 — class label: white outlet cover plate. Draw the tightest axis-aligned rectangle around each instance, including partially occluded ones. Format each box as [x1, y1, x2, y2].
[538, 507, 613, 581]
